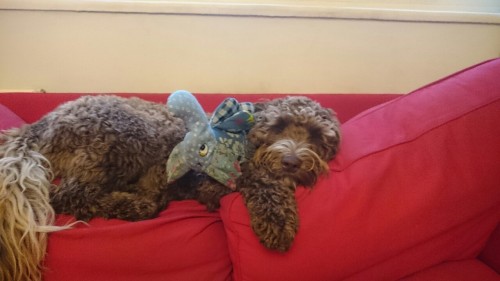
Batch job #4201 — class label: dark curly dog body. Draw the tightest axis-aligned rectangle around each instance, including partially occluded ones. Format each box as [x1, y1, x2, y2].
[0, 95, 229, 281]
[237, 96, 341, 252]
[42, 95, 186, 221]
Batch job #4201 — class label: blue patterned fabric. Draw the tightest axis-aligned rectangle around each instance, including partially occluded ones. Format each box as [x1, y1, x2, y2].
[166, 90, 254, 189]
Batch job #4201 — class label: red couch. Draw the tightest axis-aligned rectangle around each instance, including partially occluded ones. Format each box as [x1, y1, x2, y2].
[0, 59, 499, 281]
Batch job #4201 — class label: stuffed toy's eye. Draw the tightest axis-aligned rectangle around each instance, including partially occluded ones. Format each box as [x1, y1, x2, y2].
[199, 144, 209, 157]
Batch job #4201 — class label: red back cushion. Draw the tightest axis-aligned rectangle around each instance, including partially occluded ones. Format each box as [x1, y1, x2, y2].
[0, 93, 399, 124]
[219, 59, 500, 280]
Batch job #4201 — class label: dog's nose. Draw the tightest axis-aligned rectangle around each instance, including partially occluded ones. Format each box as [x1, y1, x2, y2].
[282, 155, 301, 172]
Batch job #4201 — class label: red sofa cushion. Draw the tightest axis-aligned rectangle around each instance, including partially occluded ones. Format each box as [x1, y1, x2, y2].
[44, 201, 232, 281]
[219, 59, 500, 281]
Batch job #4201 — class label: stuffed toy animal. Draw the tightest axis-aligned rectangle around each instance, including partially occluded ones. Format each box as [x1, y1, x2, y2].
[166, 90, 254, 189]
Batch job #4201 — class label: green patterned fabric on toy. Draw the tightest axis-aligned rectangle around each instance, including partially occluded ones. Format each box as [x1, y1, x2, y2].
[166, 90, 254, 189]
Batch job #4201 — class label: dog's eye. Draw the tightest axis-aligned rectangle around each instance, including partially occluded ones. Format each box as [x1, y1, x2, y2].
[199, 144, 209, 157]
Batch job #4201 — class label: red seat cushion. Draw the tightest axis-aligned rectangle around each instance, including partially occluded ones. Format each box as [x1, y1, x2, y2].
[219, 59, 500, 281]
[44, 201, 232, 281]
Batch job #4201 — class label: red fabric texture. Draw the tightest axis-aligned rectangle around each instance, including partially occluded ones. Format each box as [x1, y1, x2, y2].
[0, 103, 25, 130]
[219, 59, 500, 281]
[400, 260, 500, 281]
[44, 201, 232, 281]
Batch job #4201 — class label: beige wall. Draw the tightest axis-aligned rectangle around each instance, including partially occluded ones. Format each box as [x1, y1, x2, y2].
[0, 9, 499, 94]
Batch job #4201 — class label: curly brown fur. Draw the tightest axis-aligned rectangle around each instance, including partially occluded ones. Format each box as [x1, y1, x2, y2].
[36, 95, 187, 221]
[0, 95, 198, 281]
[237, 96, 341, 252]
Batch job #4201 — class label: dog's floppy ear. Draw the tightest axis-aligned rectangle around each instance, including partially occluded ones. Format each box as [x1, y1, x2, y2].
[314, 105, 341, 160]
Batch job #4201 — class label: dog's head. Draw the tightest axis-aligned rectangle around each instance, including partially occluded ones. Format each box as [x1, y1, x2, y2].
[247, 96, 341, 187]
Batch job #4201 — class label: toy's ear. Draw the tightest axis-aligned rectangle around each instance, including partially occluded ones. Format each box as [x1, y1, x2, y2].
[214, 111, 254, 132]
[166, 141, 191, 184]
[167, 90, 208, 131]
[210, 98, 255, 132]
[210, 98, 237, 126]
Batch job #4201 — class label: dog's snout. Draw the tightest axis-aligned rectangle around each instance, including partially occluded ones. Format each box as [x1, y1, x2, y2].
[282, 155, 301, 172]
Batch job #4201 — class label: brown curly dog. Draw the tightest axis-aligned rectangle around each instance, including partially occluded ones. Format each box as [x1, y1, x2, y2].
[237, 96, 341, 252]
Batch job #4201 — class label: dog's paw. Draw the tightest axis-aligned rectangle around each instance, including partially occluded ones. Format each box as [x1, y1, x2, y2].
[240, 181, 299, 252]
[252, 212, 298, 252]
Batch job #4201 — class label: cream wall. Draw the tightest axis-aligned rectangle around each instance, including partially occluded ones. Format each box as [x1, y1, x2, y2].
[0, 8, 499, 94]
